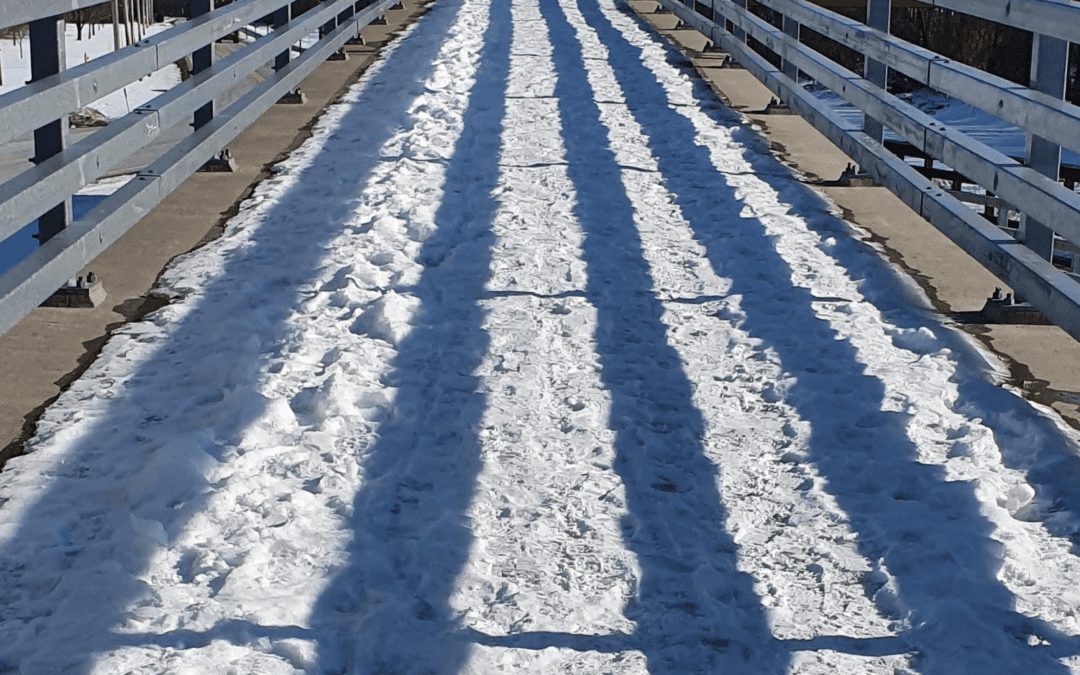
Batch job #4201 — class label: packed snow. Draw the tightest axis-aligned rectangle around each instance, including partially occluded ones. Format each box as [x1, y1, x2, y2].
[3, 0, 1080, 673]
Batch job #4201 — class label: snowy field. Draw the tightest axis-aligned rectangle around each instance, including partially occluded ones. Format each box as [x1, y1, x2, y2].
[0, 21, 182, 120]
[3, 0, 1080, 673]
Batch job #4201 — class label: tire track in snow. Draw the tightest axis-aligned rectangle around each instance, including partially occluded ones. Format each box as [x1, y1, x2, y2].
[589, 0, 1080, 672]
[558, 1, 912, 674]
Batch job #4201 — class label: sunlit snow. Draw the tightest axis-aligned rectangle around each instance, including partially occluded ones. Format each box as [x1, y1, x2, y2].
[3, 0, 1080, 673]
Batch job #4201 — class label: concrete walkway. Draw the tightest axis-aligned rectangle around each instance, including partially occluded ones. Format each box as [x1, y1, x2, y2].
[626, 0, 1080, 434]
[0, 0, 435, 464]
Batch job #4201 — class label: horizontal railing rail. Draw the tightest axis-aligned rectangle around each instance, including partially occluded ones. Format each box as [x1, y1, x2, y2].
[0, 0, 114, 33]
[0, 0, 321, 149]
[645, 0, 1080, 341]
[0, 0, 397, 337]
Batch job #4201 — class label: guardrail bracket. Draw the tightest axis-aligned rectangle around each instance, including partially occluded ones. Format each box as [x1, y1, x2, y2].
[198, 149, 238, 173]
[980, 287, 1053, 325]
[836, 163, 878, 187]
[763, 97, 796, 115]
[40, 273, 106, 309]
[278, 88, 308, 104]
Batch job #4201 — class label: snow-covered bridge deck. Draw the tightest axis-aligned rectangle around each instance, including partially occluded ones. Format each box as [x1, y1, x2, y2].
[3, 0, 1080, 673]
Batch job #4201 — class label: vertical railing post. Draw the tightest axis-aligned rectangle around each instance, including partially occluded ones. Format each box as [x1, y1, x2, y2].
[111, 0, 121, 51]
[190, 0, 213, 131]
[781, 13, 800, 86]
[321, 0, 338, 39]
[730, 0, 747, 43]
[29, 15, 70, 245]
[863, 0, 890, 143]
[1022, 33, 1068, 262]
[273, 2, 291, 72]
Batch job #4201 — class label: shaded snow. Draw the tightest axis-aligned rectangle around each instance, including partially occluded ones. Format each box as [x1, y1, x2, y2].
[2, 0, 1080, 674]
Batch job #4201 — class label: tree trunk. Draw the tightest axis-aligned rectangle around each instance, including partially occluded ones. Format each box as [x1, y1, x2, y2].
[112, 0, 121, 50]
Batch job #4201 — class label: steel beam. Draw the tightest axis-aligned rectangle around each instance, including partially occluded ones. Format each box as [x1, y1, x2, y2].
[0, 0, 297, 149]
[920, 0, 1080, 46]
[0, 0, 396, 337]
[0, 0, 370, 242]
[651, 0, 1080, 342]
[0, 0, 104, 32]
[705, 0, 1080, 250]
[862, 0, 889, 143]
[28, 15, 71, 245]
[190, 0, 214, 131]
[1023, 33, 1068, 262]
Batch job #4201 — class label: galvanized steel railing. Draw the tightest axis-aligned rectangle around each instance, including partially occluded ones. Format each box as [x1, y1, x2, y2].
[647, 0, 1080, 341]
[0, 0, 397, 336]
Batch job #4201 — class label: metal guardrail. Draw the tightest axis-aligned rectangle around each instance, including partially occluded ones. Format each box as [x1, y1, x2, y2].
[646, 0, 1080, 341]
[0, 0, 397, 337]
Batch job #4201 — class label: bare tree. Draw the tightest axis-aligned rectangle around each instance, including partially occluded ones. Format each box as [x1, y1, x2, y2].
[891, 6, 1032, 86]
[62, 3, 116, 41]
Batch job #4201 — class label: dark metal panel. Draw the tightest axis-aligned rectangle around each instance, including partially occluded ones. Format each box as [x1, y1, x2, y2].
[29, 15, 71, 245]
[862, 0, 889, 142]
[780, 14, 799, 84]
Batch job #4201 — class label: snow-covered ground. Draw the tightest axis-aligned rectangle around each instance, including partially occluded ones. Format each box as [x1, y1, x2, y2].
[805, 82, 1080, 169]
[0, 21, 182, 120]
[3, 0, 1080, 673]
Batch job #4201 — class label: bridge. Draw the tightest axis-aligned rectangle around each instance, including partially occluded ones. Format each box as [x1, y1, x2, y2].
[3, 0, 1080, 673]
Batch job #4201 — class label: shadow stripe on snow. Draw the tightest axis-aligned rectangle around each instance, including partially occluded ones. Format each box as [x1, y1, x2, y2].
[581, 0, 1080, 671]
